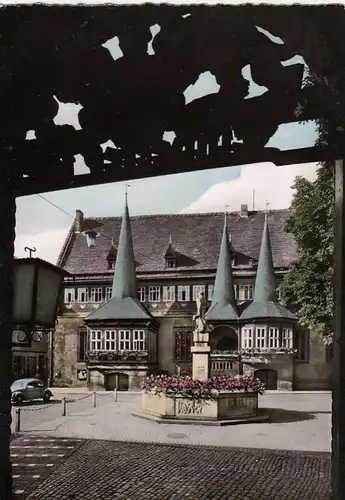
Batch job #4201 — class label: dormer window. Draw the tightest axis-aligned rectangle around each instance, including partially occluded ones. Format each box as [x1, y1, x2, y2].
[106, 240, 117, 270]
[164, 241, 177, 269]
[166, 258, 176, 269]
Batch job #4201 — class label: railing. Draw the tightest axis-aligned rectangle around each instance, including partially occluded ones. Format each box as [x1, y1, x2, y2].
[210, 354, 241, 377]
[210, 348, 297, 375]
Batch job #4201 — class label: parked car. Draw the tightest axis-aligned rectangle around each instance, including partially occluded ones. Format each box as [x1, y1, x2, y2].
[11, 378, 53, 404]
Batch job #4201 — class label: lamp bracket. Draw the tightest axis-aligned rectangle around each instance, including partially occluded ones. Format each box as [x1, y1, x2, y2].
[24, 246, 36, 258]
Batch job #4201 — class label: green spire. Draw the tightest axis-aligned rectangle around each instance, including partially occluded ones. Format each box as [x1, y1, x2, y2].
[205, 214, 238, 321]
[85, 193, 154, 322]
[112, 193, 137, 299]
[253, 212, 277, 302]
[241, 213, 296, 321]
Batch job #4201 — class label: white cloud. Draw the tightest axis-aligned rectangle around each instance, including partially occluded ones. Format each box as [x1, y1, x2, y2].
[15, 228, 69, 264]
[180, 162, 318, 213]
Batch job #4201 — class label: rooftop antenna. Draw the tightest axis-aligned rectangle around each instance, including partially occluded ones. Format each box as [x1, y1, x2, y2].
[252, 189, 255, 211]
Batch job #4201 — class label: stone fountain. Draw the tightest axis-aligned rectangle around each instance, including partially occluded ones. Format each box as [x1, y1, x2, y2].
[134, 292, 269, 425]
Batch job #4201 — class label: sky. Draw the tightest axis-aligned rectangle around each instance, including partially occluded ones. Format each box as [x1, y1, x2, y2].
[15, 26, 320, 264]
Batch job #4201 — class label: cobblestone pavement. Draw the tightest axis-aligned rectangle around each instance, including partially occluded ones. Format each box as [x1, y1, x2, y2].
[14, 438, 329, 500]
[17, 392, 331, 453]
[11, 436, 83, 499]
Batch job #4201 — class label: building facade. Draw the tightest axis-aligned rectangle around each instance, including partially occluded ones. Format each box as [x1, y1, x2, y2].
[12, 331, 49, 383]
[52, 202, 332, 391]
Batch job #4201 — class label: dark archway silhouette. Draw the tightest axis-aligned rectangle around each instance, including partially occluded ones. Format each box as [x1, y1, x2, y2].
[216, 336, 238, 351]
[211, 325, 238, 351]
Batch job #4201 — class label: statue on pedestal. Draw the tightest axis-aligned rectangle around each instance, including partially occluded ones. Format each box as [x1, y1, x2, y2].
[191, 291, 211, 381]
[193, 291, 210, 342]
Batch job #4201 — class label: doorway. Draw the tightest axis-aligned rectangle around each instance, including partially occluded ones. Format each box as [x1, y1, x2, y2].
[106, 372, 129, 391]
[254, 369, 278, 390]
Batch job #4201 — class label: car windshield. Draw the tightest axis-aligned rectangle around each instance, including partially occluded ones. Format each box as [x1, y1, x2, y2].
[11, 380, 27, 391]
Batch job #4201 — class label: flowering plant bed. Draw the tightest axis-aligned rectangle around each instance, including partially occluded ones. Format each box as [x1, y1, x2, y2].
[141, 374, 265, 399]
[212, 348, 297, 356]
[87, 350, 148, 362]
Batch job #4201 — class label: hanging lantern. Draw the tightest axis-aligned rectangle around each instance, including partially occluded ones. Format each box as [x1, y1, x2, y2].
[12, 258, 71, 335]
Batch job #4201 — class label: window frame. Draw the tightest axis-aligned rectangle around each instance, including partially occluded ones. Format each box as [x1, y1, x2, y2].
[105, 287, 112, 301]
[163, 285, 175, 302]
[177, 285, 190, 302]
[77, 327, 87, 361]
[174, 330, 192, 362]
[268, 327, 280, 349]
[64, 288, 75, 304]
[119, 330, 131, 350]
[295, 329, 309, 362]
[90, 287, 103, 303]
[148, 286, 161, 302]
[255, 326, 267, 349]
[238, 284, 253, 301]
[241, 327, 253, 349]
[133, 330, 146, 351]
[89, 330, 103, 351]
[137, 287, 146, 302]
[282, 327, 293, 349]
[104, 330, 116, 351]
[77, 288, 89, 303]
[192, 285, 205, 301]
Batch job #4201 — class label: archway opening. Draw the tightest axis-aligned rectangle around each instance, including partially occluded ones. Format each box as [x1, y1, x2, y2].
[255, 369, 278, 390]
[216, 336, 238, 351]
[211, 325, 238, 352]
[106, 372, 129, 391]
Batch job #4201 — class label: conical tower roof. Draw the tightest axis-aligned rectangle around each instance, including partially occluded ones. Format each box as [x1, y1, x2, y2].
[86, 195, 152, 322]
[241, 214, 297, 321]
[205, 214, 239, 321]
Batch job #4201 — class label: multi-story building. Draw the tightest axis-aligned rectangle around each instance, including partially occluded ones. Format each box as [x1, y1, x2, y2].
[12, 332, 49, 383]
[52, 200, 332, 391]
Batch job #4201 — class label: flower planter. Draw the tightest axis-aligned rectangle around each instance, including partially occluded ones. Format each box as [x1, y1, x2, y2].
[141, 391, 258, 421]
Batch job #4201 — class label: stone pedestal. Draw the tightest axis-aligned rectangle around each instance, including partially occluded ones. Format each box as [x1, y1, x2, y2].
[191, 331, 210, 381]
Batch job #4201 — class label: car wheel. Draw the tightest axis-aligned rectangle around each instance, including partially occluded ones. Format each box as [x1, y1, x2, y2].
[14, 394, 24, 405]
[43, 392, 51, 402]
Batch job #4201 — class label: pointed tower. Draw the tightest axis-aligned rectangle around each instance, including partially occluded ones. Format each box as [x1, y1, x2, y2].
[205, 214, 239, 321]
[85, 195, 157, 323]
[241, 213, 296, 321]
[111, 197, 137, 299]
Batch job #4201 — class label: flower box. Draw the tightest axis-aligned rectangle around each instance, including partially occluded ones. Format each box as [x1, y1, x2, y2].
[141, 391, 258, 420]
[140, 374, 263, 421]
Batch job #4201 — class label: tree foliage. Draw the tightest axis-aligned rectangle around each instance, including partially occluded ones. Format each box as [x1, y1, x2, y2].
[280, 163, 334, 344]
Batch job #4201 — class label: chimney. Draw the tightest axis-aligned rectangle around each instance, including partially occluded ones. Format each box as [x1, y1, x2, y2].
[240, 204, 248, 217]
[74, 209, 84, 233]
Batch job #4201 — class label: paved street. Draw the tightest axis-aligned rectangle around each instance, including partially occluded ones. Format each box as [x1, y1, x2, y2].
[12, 392, 331, 452]
[11, 437, 330, 500]
[11, 436, 83, 499]
[10, 392, 331, 499]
